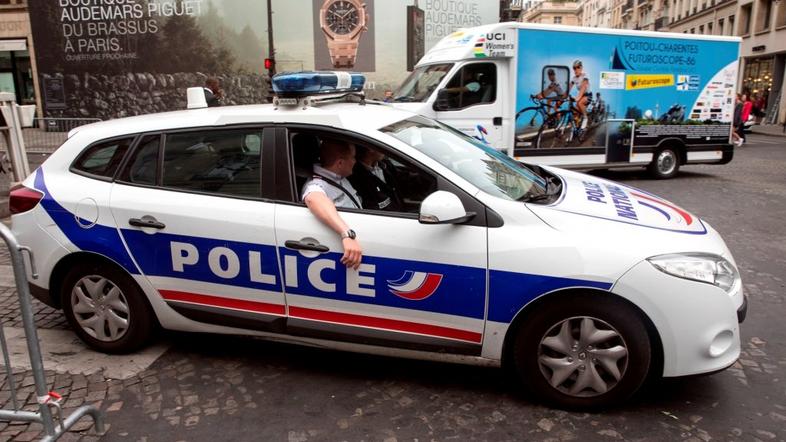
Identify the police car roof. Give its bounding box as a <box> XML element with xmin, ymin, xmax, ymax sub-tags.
<box><xmin>70</xmin><ymin>101</ymin><xmax>414</xmax><ymax>141</ymax></box>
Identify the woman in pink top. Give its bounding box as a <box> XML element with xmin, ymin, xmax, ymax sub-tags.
<box><xmin>739</xmin><ymin>94</ymin><xmax>753</xmax><ymax>144</ymax></box>
<box><xmin>741</xmin><ymin>94</ymin><xmax>753</xmax><ymax>122</ymax></box>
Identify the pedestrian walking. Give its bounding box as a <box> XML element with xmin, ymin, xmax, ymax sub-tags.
<box><xmin>753</xmin><ymin>93</ymin><xmax>767</xmax><ymax>123</ymax></box>
<box><xmin>740</xmin><ymin>93</ymin><xmax>753</xmax><ymax>144</ymax></box>
<box><xmin>732</xmin><ymin>93</ymin><xmax>744</xmax><ymax>147</ymax></box>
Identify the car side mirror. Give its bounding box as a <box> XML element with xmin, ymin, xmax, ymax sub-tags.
<box><xmin>432</xmin><ymin>88</ymin><xmax>450</xmax><ymax>111</ymax></box>
<box><xmin>419</xmin><ymin>191</ymin><xmax>476</xmax><ymax>224</ymax></box>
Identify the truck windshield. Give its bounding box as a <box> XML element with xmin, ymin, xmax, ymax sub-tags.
<box><xmin>393</xmin><ymin>63</ymin><xmax>453</xmax><ymax>103</ymax></box>
<box><xmin>381</xmin><ymin>116</ymin><xmax>550</xmax><ymax>201</ymax></box>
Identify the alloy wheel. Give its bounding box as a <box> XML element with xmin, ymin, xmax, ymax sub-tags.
<box><xmin>71</xmin><ymin>275</ymin><xmax>131</xmax><ymax>342</ymax></box>
<box><xmin>537</xmin><ymin>316</ymin><xmax>629</xmax><ymax>397</ymax></box>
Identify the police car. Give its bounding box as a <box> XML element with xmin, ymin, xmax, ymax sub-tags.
<box><xmin>10</xmin><ymin>72</ymin><xmax>746</xmax><ymax>409</ymax></box>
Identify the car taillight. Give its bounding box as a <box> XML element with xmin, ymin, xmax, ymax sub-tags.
<box><xmin>9</xmin><ymin>184</ymin><xmax>44</xmax><ymax>215</ymax></box>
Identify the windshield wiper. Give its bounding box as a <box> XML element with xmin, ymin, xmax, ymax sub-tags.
<box><xmin>519</xmin><ymin>193</ymin><xmax>552</xmax><ymax>202</ymax></box>
<box><xmin>393</xmin><ymin>96</ymin><xmax>415</xmax><ymax>102</ymax></box>
<box><xmin>519</xmin><ymin>178</ymin><xmax>562</xmax><ymax>203</ymax></box>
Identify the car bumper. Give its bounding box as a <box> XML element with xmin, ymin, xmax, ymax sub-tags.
<box><xmin>737</xmin><ymin>294</ymin><xmax>748</xmax><ymax>323</ymax></box>
<box><xmin>612</xmin><ymin>260</ymin><xmax>742</xmax><ymax>378</ymax></box>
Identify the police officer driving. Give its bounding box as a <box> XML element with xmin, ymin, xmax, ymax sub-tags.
<box><xmin>301</xmin><ymin>138</ymin><xmax>363</xmax><ymax>269</ymax></box>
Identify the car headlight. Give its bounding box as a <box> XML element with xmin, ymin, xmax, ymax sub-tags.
<box><xmin>647</xmin><ymin>252</ymin><xmax>740</xmax><ymax>293</ymax></box>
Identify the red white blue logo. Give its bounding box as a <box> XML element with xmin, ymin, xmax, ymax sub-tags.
<box><xmin>387</xmin><ymin>271</ymin><xmax>443</xmax><ymax>301</ymax></box>
<box><xmin>630</xmin><ymin>191</ymin><xmax>694</xmax><ymax>225</ymax></box>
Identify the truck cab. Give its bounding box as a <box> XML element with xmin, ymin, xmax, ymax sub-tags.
<box><xmin>391</xmin><ymin>24</ymin><xmax>517</xmax><ymax>154</ymax></box>
<box><xmin>391</xmin><ymin>22</ymin><xmax>741</xmax><ymax>179</ymax></box>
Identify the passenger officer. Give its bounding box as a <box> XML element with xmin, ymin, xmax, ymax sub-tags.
<box><xmin>348</xmin><ymin>146</ymin><xmax>402</xmax><ymax>212</ymax></box>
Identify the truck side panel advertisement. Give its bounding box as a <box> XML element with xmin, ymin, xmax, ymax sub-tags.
<box><xmin>514</xmin><ymin>28</ymin><xmax>739</xmax><ymax>154</ymax></box>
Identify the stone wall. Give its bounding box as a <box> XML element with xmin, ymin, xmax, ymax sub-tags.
<box><xmin>41</xmin><ymin>72</ymin><xmax>270</xmax><ymax>120</ymax></box>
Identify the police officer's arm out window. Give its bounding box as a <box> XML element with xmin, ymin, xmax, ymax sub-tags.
<box><xmin>299</xmin><ymin>137</ymin><xmax>363</xmax><ymax>269</ymax></box>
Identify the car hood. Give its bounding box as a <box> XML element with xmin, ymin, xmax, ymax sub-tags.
<box><xmin>536</xmin><ymin>167</ymin><xmax>704</xmax><ymax>233</ymax></box>
<box><xmin>521</xmin><ymin>167</ymin><xmax>738</xmax><ymax>265</ymax></box>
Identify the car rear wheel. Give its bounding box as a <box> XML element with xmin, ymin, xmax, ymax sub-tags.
<box><xmin>511</xmin><ymin>293</ymin><xmax>651</xmax><ymax>409</ymax></box>
<box><xmin>61</xmin><ymin>261</ymin><xmax>156</xmax><ymax>354</ymax></box>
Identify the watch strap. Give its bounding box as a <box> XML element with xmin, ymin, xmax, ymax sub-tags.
<box><xmin>327</xmin><ymin>40</ymin><xmax>359</xmax><ymax>69</ymax></box>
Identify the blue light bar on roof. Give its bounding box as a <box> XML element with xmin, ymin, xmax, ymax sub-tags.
<box><xmin>271</xmin><ymin>71</ymin><xmax>365</xmax><ymax>97</ymax></box>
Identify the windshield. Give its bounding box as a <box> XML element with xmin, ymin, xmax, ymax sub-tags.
<box><xmin>381</xmin><ymin>116</ymin><xmax>551</xmax><ymax>201</ymax></box>
<box><xmin>393</xmin><ymin>63</ymin><xmax>453</xmax><ymax>103</ymax></box>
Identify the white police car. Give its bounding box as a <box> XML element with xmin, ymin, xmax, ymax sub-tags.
<box><xmin>10</xmin><ymin>72</ymin><xmax>746</xmax><ymax>409</ymax></box>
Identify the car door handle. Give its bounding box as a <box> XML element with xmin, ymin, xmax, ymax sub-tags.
<box><xmin>128</xmin><ymin>215</ymin><xmax>166</xmax><ymax>230</ymax></box>
<box><xmin>284</xmin><ymin>239</ymin><xmax>329</xmax><ymax>253</ymax></box>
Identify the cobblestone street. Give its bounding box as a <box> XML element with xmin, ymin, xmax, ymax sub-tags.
<box><xmin>1</xmin><ymin>133</ymin><xmax>785</xmax><ymax>441</ymax></box>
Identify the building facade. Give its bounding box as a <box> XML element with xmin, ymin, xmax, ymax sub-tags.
<box><xmin>666</xmin><ymin>0</ymin><xmax>785</xmax><ymax>124</ymax></box>
<box><xmin>501</xmin><ymin>0</ymin><xmax>525</xmax><ymax>21</ymax></box>
<box><xmin>0</xmin><ymin>0</ymin><xmax>38</xmax><ymax>107</ymax></box>
<box><xmin>608</xmin><ymin>0</ymin><xmax>669</xmax><ymax>30</ymax></box>
<box><xmin>667</xmin><ymin>0</ymin><xmax>738</xmax><ymax>36</ymax></box>
<box><xmin>519</xmin><ymin>0</ymin><xmax>582</xmax><ymax>25</ymax></box>
<box><xmin>737</xmin><ymin>0</ymin><xmax>786</xmax><ymax>124</ymax></box>
<box><xmin>580</xmin><ymin>0</ymin><xmax>613</xmax><ymax>27</ymax></box>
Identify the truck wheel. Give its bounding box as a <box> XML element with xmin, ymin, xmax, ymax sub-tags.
<box><xmin>61</xmin><ymin>260</ymin><xmax>156</xmax><ymax>354</ymax></box>
<box><xmin>649</xmin><ymin>147</ymin><xmax>680</xmax><ymax>179</ymax></box>
<box><xmin>511</xmin><ymin>294</ymin><xmax>651</xmax><ymax>410</ymax></box>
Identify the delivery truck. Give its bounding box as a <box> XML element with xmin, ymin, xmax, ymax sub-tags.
<box><xmin>391</xmin><ymin>22</ymin><xmax>741</xmax><ymax>178</ymax></box>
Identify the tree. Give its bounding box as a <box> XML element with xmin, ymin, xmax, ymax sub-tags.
<box><xmin>158</xmin><ymin>0</ymin><xmax>235</xmax><ymax>72</ymax></box>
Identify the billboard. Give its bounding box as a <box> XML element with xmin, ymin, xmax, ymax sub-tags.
<box><xmin>406</xmin><ymin>5</ymin><xmax>425</xmax><ymax>72</ymax></box>
<box><xmin>28</xmin><ymin>0</ymin><xmax>499</xmax><ymax>119</ymax></box>
<box><xmin>514</xmin><ymin>29</ymin><xmax>739</xmax><ymax>150</ymax></box>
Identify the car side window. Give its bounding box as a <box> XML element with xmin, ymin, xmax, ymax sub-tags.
<box><xmin>161</xmin><ymin>128</ymin><xmax>263</xmax><ymax>198</ymax></box>
<box><xmin>289</xmin><ymin>130</ymin><xmax>437</xmax><ymax>214</ymax></box>
<box><xmin>435</xmin><ymin>62</ymin><xmax>497</xmax><ymax>111</ymax></box>
<box><xmin>118</xmin><ymin>134</ymin><xmax>160</xmax><ymax>185</ymax></box>
<box><xmin>72</xmin><ymin>137</ymin><xmax>134</xmax><ymax>178</ymax></box>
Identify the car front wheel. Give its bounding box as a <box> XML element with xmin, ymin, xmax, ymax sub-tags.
<box><xmin>61</xmin><ymin>260</ymin><xmax>156</xmax><ymax>354</ymax></box>
<box><xmin>511</xmin><ymin>293</ymin><xmax>652</xmax><ymax>409</ymax></box>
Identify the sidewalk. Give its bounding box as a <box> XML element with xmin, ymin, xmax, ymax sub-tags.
<box><xmin>751</xmin><ymin>123</ymin><xmax>786</xmax><ymax>137</ymax></box>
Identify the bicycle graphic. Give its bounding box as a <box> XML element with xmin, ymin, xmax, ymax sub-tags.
<box><xmin>516</xmin><ymin>95</ymin><xmax>602</xmax><ymax>148</ymax></box>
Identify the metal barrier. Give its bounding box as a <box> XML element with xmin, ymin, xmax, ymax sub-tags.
<box><xmin>23</xmin><ymin>118</ymin><xmax>102</xmax><ymax>152</ymax></box>
<box><xmin>0</xmin><ymin>118</ymin><xmax>101</xmax><ymax>154</ymax></box>
<box><xmin>0</xmin><ymin>223</ymin><xmax>105</xmax><ymax>441</ymax></box>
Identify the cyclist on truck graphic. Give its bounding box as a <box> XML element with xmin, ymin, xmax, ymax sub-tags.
<box><xmin>536</xmin><ymin>68</ymin><xmax>565</xmax><ymax>113</ymax></box>
<box><xmin>569</xmin><ymin>60</ymin><xmax>592</xmax><ymax>130</ymax></box>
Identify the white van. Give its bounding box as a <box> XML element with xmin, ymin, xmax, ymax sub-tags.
<box><xmin>391</xmin><ymin>22</ymin><xmax>741</xmax><ymax>178</ymax></box>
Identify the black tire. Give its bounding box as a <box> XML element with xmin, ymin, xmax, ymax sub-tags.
<box><xmin>648</xmin><ymin>147</ymin><xmax>680</xmax><ymax>179</ymax></box>
<box><xmin>511</xmin><ymin>293</ymin><xmax>651</xmax><ymax>410</ymax></box>
<box><xmin>61</xmin><ymin>260</ymin><xmax>156</xmax><ymax>354</ymax></box>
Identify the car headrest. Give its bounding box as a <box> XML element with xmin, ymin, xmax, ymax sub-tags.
<box><xmin>292</xmin><ymin>133</ymin><xmax>321</xmax><ymax>174</ymax></box>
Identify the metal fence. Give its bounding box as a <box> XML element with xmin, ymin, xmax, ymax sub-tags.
<box><xmin>0</xmin><ymin>118</ymin><xmax>102</xmax><ymax>153</ymax></box>
<box><xmin>0</xmin><ymin>223</ymin><xmax>105</xmax><ymax>440</ymax></box>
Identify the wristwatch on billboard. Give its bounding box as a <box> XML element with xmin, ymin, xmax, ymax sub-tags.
<box><xmin>319</xmin><ymin>0</ymin><xmax>368</xmax><ymax>69</ymax></box>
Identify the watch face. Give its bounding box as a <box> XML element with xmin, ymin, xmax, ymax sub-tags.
<box><xmin>325</xmin><ymin>1</ymin><xmax>360</xmax><ymax>35</ymax></box>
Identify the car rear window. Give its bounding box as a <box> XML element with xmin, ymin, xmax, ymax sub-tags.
<box><xmin>72</xmin><ymin>137</ymin><xmax>135</xmax><ymax>179</ymax></box>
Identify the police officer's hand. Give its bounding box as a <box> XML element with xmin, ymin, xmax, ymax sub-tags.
<box><xmin>341</xmin><ymin>238</ymin><xmax>362</xmax><ymax>270</ymax></box>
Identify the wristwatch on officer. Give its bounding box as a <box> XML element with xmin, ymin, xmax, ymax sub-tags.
<box><xmin>319</xmin><ymin>0</ymin><xmax>368</xmax><ymax>69</ymax></box>
<box><xmin>341</xmin><ymin>229</ymin><xmax>357</xmax><ymax>240</ymax></box>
